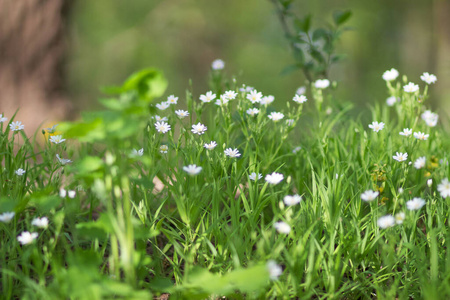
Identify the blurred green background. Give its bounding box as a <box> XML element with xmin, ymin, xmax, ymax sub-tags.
<box><xmin>66</xmin><ymin>0</ymin><xmax>449</xmax><ymax>117</ymax></box>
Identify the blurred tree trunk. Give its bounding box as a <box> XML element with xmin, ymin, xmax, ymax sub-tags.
<box><xmin>0</xmin><ymin>0</ymin><xmax>72</xmax><ymax>135</ymax></box>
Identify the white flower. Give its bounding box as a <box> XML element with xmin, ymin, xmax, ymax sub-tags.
<box><xmin>200</xmin><ymin>91</ymin><xmax>216</xmax><ymax>103</ymax></box>
<box><xmin>283</xmin><ymin>194</ymin><xmax>302</xmax><ymax>206</ymax></box>
<box><xmin>399</xmin><ymin>128</ymin><xmax>412</xmax><ymax>136</ymax></box>
<box><xmin>0</xmin><ymin>212</ymin><xmax>15</xmax><ymax>223</ymax></box>
<box><xmin>10</xmin><ymin>121</ymin><xmax>24</xmax><ymax>131</ymax></box>
<box><xmin>224</xmin><ymin>90</ymin><xmax>238</xmax><ymax>100</ymax></box>
<box><xmin>403</xmin><ymin>82</ymin><xmax>419</xmax><ymax>93</ymax></box>
<box><xmin>427</xmin><ymin>179</ymin><xmax>433</xmax><ymax>187</ymax></box>
<box><xmin>160</xmin><ymin>145</ymin><xmax>168</xmax><ymax>153</ymax></box>
<box><xmin>153</xmin><ymin>115</ymin><xmax>168</xmax><ymax>122</ymax></box>
<box><xmin>406</xmin><ymin>197</ymin><xmax>426</xmax><ymax>210</ymax></box>
<box><xmin>437</xmin><ymin>178</ymin><xmax>450</xmax><ymax>198</ymax></box>
<box><xmin>292</xmin><ymin>146</ymin><xmax>302</xmax><ymax>153</ymax></box>
<box><xmin>156</xmin><ymin>102</ymin><xmax>170</xmax><ymax>110</ymax></box>
<box><xmin>413</xmin><ymin>132</ymin><xmax>429</xmax><ymax>140</ymax></box>
<box><xmin>68</xmin><ymin>190</ymin><xmax>76</xmax><ymax>198</ymax></box>
<box><xmin>386</xmin><ymin>96</ymin><xmax>398</xmax><ymax>106</ymax></box>
<box><xmin>361</xmin><ymin>190</ymin><xmax>379</xmax><ymax>202</ymax></box>
<box><xmin>268</xmin><ymin>112</ymin><xmax>284</xmax><ymax>122</ymax></box>
<box><xmin>17</xmin><ymin>231</ymin><xmax>38</xmax><ymax>245</ymax></box>
<box><xmin>246</xmin><ymin>108</ymin><xmax>260</xmax><ymax>116</ymax></box>
<box><xmin>420</xmin><ymin>72</ymin><xmax>437</xmax><ymax>84</ymax></box>
<box><xmin>59</xmin><ymin>188</ymin><xmax>67</xmax><ymax>198</ymax></box>
<box><xmin>368</xmin><ymin>121</ymin><xmax>385</xmax><ymax>132</ymax></box>
<box><xmin>395</xmin><ymin>212</ymin><xmax>405</xmax><ymax>224</ymax></box>
<box><xmin>265</xmin><ymin>172</ymin><xmax>284</xmax><ymax>185</ymax></box>
<box><xmin>382</xmin><ymin>68</ymin><xmax>399</xmax><ymax>81</ymax></box>
<box><xmin>296</xmin><ymin>86</ymin><xmax>306</xmax><ymax>95</ymax></box>
<box><xmin>131</xmin><ymin>148</ymin><xmax>144</xmax><ymax>157</ymax></box>
<box><xmin>204</xmin><ymin>141</ymin><xmax>217</xmax><ymax>150</ymax></box>
<box><xmin>15</xmin><ymin>168</ymin><xmax>25</xmax><ymax>176</ymax></box>
<box><xmin>31</xmin><ymin>217</ymin><xmax>49</xmax><ymax>229</ymax></box>
<box><xmin>49</xmin><ymin>135</ymin><xmax>66</xmax><ymax>144</ymax></box>
<box><xmin>414</xmin><ymin>157</ymin><xmax>426</xmax><ymax>169</ymax></box>
<box><xmin>246</xmin><ymin>90</ymin><xmax>263</xmax><ymax>104</ymax></box>
<box><xmin>260</xmin><ymin>95</ymin><xmax>274</xmax><ymax>105</ymax></box>
<box><xmin>249</xmin><ymin>172</ymin><xmax>262</xmax><ymax>181</ymax></box>
<box><xmin>212</xmin><ymin>59</ymin><xmax>225</xmax><ymax>70</ymax></box>
<box><xmin>377</xmin><ymin>215</ymin><xmax>395</xmax><ymax>229</ymax></box>
<box><xmin>224</xmin><ymin>148</ymin><xmax>241</xmax><ymax>158</ymax></box>
<box><xmin>266</xmin><ymin>260</ymin><xmax>282</xmax><ymax>280</ymax></box>
<box><xmin>175</xmin><ymin>110</ymin><xmax>189</xmax><ymax>118</ymax></box>
<box><xmin>421</xmin><ymin>110</ymin><xmax>438</xmax><ymax>127</ymax></box>
<box><xmin>240</xmin><ymin>86</ymin><xmax>254</xmax><ymax>92</ymax></box>
<box><xmin>191</xmin><ymin>123</ymin><xmax>207</xmax><ymax>135</ymax></box>
<box><xmin>167</xmin><ymin>95</ymin><xmax>178</xmax><ymax>105</ymax></box>
<box><xmin>314</xmin><ymin>79</ymin><xmax>330</xmax><ymax>89</ymax></box>
<box><xmin>393</xmin><ymin>152</ymin><xmax>408</xmax><ymax>162</ymax></box>
<box><xmin>183</xmin><ymin>164</ymin><xmax>202</xmax><ymax>176</ymax></box>
<box><xmin>56</xmin><ymin>154</ymin><xmax>72</xmax><ymax>165</ymax></box>
<box><xmin>274</xmin><ymin>221</ymin><xmax>291</xmax><ymax>234</ymax></box>
<box><xmin>44</xmin><ymin>124</ymin><xmax>58</xmax><ymax>133</ymax></box>
<box><xmin>0</xmin><ymin>114</ymin><xmax>7</xmax><ymax>122</ymax></box>
<box><xmin>154</xmin><ymin>121</ymin><xmax>171</xmax><ymax>134</ymax></box>
<box><xmin>398</xmin><ymin>187</ymin><xmax>404</xmax><ymax>194</ymax></box>
<box><xmin>215</xmin><ymin>95</ymin><xmax>229</xmax><ymax>106</ymax></box>
<box><xmin>293</xmin><ymin>94</ymin><xmax>307</xmax><ymax>104</ymax></box>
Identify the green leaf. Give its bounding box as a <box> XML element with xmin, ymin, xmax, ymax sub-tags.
<box><xmin>333</xmin><ymin>10</ymin><xmax>352</xmax><ymax>26</ymax></box>
<box><xmin>280</xmin><ymin>64</ymin><xmax>301</xmax><ymax>76</ymax></box>
<box><xmin>294</xmin><ymin>14</ymin><xmax>312</xmax><ymax>33</ymax></box>
<box><xmin>312</xmin><ymin>28</ymin><xmax>328</xmax><ymax>41</ymax></box>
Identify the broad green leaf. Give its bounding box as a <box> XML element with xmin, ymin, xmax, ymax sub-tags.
<box><xmin>333</xmin><ymin>10</ymin><xmax>352</xmax><ymax>26</ymax></box>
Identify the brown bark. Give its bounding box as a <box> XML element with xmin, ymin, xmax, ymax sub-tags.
<box><xmin>0</xmin><ymin>0</ymin><xmax>72</xmax><ymax>135</ymax></box>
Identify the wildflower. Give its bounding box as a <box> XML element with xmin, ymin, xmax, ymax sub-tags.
<box><xmin>274</xmin><ymin>221</ymin><xmax>291</xmax><ymax>234</ymax></box>
<box><xmin>296</xmin><ymin>86</ymin><xmax>306</xmax><ymax>95</ymax></box>
<box><xmin>131</xmin><ymin>148</ymin><xmax>144</xmax><ymax>157</ymax></box>
<box><xmin>0</xmin><ymin>212</ymin><xmax>15</xmax><ymax>223</ymax></box>
<box><xmin>240</xmin><ymin>86</ymin><xmax>254</xmax><ymax>92</ymax></box>
<box><xmin>286</xmin><ymin>119</ymin><xmax>295</xmax><ymax>126</ymax></box>
<box><xmin>393</xmin><ymin>152</ymin><xmax>408</xmax><ymax>162</ymax></box>
<box><xmin>224</xmin><ymin>148</ymin><xmax>241</xmax><ymax>158</ymax></box>
<box><xmin>268</xmin><ymin>112</ymin><xmax>284</xmax><ymax>122</ymax></box>
<box><xmin>204</xmin><ymin>141</ymin><xmax>217</xmax><ymax>150</ymax></box>
<box><xmin>10</xmin><ymin>121</ymin><xmax>24</xmax><ymax>131</ymax></box>
<box><xmin>167</xmin><ymin>95</ymin><xmax>178</xmax><ymax>105</ymax></box>
<box><xmin>437</xmin><ymin>178</ymin><xmax>450</xmax><ymax>198</ymax></box>
<box><xmin>315</xmin><ymin>79</ymin><xmax>330</xmax><ymax>89</ymax></box>
<box><xmin>249</xmin><ymin>172</ymin><xmax>262</xmax><ymax>181</ymax></box>
<box><xmin>45</xmin><ymin>124</ymin><xmax>58</xmax><ymax>133</ymax></box>
<box><xmin>224</xmin><ymin>90</ymin><xmax>238</xmax><ymax>100</ymax></box>
<box><xmin>292</xmin><ymin>146</ymin><xmax>302</xmax><ymax>153</ymax></box>
<box><xmin>56</xmin><ymin>154</ymin><xmax>72</xmax><ymax>165</ymax></box>
<box><xmin>420</xmin><ymin>72</ymin><xmax>437</xmax><ymax>84</ymax></box>
<box><xmin>175</xmin><ymin>110</ymin><xmax>189</xmax><ymax>118</ymax></box>
<box><xmin>395</xmin><ymin>212</ymin><xmax>405</xmax><ymax>224</ymax></box>
<box><xmin>382</xmin><ymin>68</ymin><xmax>399</xmax><ymax>81</ymax></box>
<box><xmin>215</xmin><ymin>95</ymin><xmax>229</xmax><ymax>106</ymax></box>
<box><xmin>17</xmin><ymin>231</ymin><xmax>38</xmax><ymax>245</ymax></box>
<box><xmin>413</xmin><ymin>131</ymin><xmax>429</xmax><ymax>140</ymax></box>
<box><xmin>59</xmin><ymin>188</ymin><xmax>67</xmax><ymax>198</ymax></box>
<box><xmin>68</xmin><ymin>190</ymin><xmax>76</xmax><ymax>198</ymax></box>
<box><xmin>31</xmin><ymin>217</ymin><xmax>49</xmax><ymax>229</ymax></box>
<box><xmin>49</xmin><ymin>135</ymin><xmax>66</xmax><ymax>144</ymax></box>
<box><xmin>211</xmin><ymin>59</ymin><xmax>225</xmax><ymax>70</ymax></box>
<box><xmin>191</xmin><ymin>123</ymin><xmax>207</xmax><ymax>135</ymax></box>
<box><xmin>260</xmin><ymin>95</ymin><xmax>274</xmax><ymax>105</ymax></box>
<box><xmin>361</xmin><ymin>190</ymin><xmax>379</xmax><ymax>202</ymax></box>
<box><xmin>427</xmin><ymin>179</ymin><xmax>433</xmax><ymax>187</ymax></box>
<box><xmin>266</xmin><ymin>260</ymin><xmax>282</xmax><ymax>280</ymax></box>
<box><xmin>283</xmin><ymin>194</ymin><xmax>302</xmax><ymax>206</ymax></box>
<box><xmin>265</xmin><ymin>172</ymin><xmax>284</xmax><ymax>185</ymax></box>
<box><xmin>0</xmin><ymin>114</ymin><xmax>7</xmax><ymax>122</ymax></box>
<box><xmin>154</xmin><ymin>121</ymin><xmax>171</xmax><ymax>134</ymax></box>
<box><xmin>15</xmin><ymin>168</ymin><xmax>25</xmax><ymax>176</ymax></box>
<box><xmin>293</xmin><ymin>94</ymin><xmax>307</xmax><ymax>104</ymax></box>
<box><xmin>246</xmin><ymin>90</ymin><xmax>263</xmax><ymax>104</ymax></box>
<box><xmin>421</xmin><ymin>110</ymin><xmax>438</xmax><ymax>127</ymax></box>
<box><xmin>156</xmin><ymin>102</ymin><xmax>170</xmax><ymax>110</ymax></box>
<box><xmin>199</xmin><ymin>91</ymin><xmax>216</xmax><ymax>103</ymax></box>
<box><xmin>183</xmin><ymin>164</ymin><xmax>202</xmax><ymax>176</ymax></box>
<box><xmin>414</xmin><ymin>157</ymin><xmax>426</xmax><ymax>169</ymax></box>
<box><xmin>246</xmin><ymin>108</ymin><xmax>260</xmax><ymax>116</ymax></box>
<box><xmin>377</xmin><ymin>215</ymin><xmax>395</xmax><ymax>229</ymax></box>
<box><xmin>368</xmin><ymin>121</ymin><xmax>385</xmax><ymax>132</ymax></box>
<box><xmin>153</xmin><ymin>115</ymin><xmax>168</xmax><ymax>122</ymax></box>
<box><xmin>406</xmin><ymin>197</ymin><xmax>426</xmax><ymax>210</ymax></box>
<box><xmin>398</xmin><ymin>187</ymin><xmax>404</xmax><ymax>194</ymax></box>
<box><xmin>403</xmin><ymin>82</ymin><xmax>419</xmax><ymax>93</ymax></box>
<box><xmin>399</xmin><ymin>128</ymin><xmax>412</xmax><ymax>136</ymax></box>
<box><xmin>160</xmin><ymin>145</ymin><xmax>168</xmax><ymax>153</ymax></box>
<box><xmin>386</xmin><ymin>96</ymin><xmax>398</xmax><ymax>106</ymax></box>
